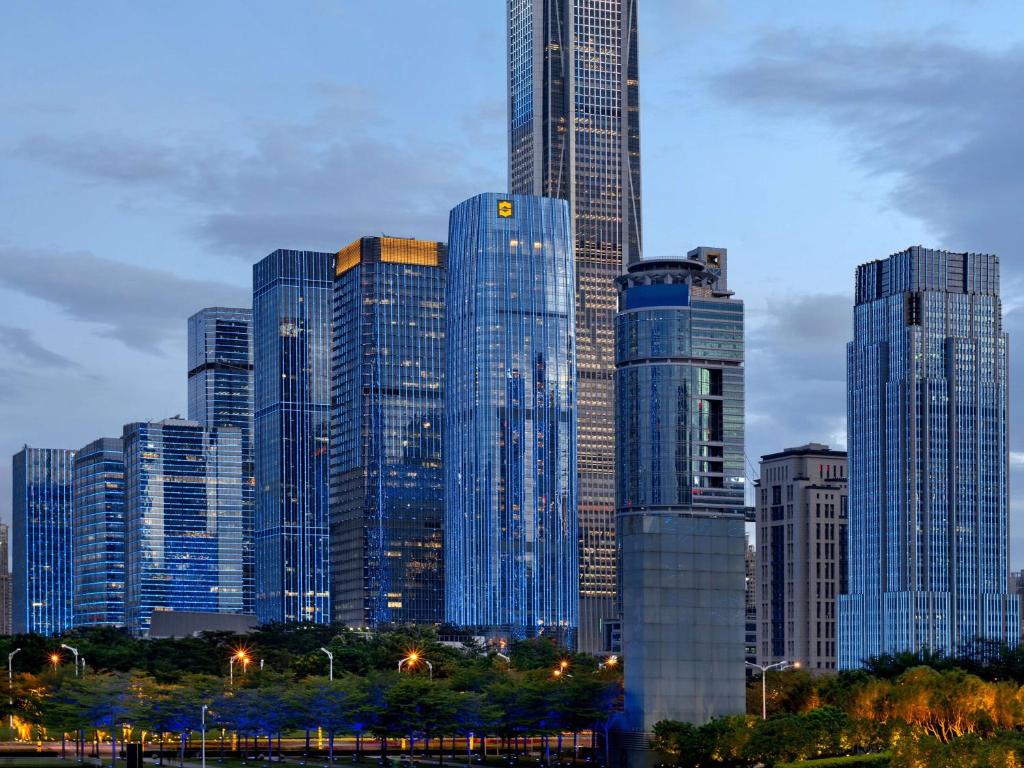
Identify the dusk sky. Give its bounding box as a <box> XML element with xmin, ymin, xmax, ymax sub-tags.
<box><xmin>2</xmin><ymin>1</ymin><xmax>1023</xmax><ymax>558</ymax></box>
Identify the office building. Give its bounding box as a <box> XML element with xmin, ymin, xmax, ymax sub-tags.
<box><xmin>188</xmin><ymin>307</ymin><xmax>255</xmax><ymax>615</ymax></box>
<box><xmin>12</xmin><ymin>447</ymin><xmax>75</xmax><ymax>635</ymax></box>
<box><xmin>508</xmin><ymin>0</ymin><xmax>642</xmax><ymax>652</ymax></box>
<box><xmin>445</xmin><ymin>193</ymin><xmax>578</xmax><ymax>645</ymax></box>
<box><xmin>756</xmin><ymin>444</ymin><xmax>848</xmax><ymax>673</ymax></box>
<box><xmin>839</xmin><ymin>248</ymin><xmax>1018</xmax><ymax>668</ymax></box>
<box><xmin>616</xmin><ymin>249</ymin><xmax>746</xmax><ymax>732</ymax></box>
<box><xmin>253</xmin><ymin>250</ymin><xmax>333</xmax><ymax>625</ymax></box>
<box><xmin>0</xmin><ymin>524</ymin><xmax>11</xmax><ymax>635</ymax></box>
<box><xmin>72</xmin><ymin>438</ymin><xmax>126</xmax><ymax>627</ymax></box>
<box><xmin>745</xmin><ymin>539</ymin><xmax>757</xmax><ymax>674</ymax></box>
<box><xmin>330</xmin><ymin>237</ymin><xmax>446</xmax><ymax>628</ymax></box>
<box><xmin>123</xmin><ymin>418</ymin><xmax>244</xmax><ymax>635</ymax></box>
<box><xmin>1011</xmin><ymin>570</ymin><xmax>1024</xmax><ymax>645</ymax></box>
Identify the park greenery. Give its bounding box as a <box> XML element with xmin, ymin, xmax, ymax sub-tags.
<box><xmin>1</xmin><ymin>625</ymin><xmax>621</xmax><ymax>766</ymax></box>
<box><xmin>654</xmin><ymin>646</ymin><xmax>1024</xmax><ymax>768</ymax></box>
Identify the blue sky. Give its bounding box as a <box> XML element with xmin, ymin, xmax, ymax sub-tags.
<box><xmin>2</xmin><ymin>1</ymin><xmax>1023</xmax><ymax>557</ymax></box>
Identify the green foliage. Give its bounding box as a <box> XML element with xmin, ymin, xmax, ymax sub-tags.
<box><xmin>776</xmin><ymin>755</ymin><xmax>890</xmax><ymax>767</ymax></box>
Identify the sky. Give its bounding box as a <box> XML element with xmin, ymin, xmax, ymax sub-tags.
<box><xmin>2</xmin><ymin>1</ymin><xmax>1024</xmax><ymax>558</ymax></box>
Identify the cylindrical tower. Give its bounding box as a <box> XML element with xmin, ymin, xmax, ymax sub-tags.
<box><xmin>445</xmin><ymin>192</ymin><xmax>579</xmax><ymax>646</ymax></box>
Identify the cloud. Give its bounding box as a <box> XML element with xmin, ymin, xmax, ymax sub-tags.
<box><xmin>18</xmin><ymin>87</ymin><xmax>504</xmax><ymax>257</ymax></box>
<box><xmin>712</xmin><ymin>34</ymin><xmax>1024</xmax><ymax>284</ymax></box>
<box><xmin>747</xmin><ymin>293</ymin><xmax>851</xmax><ymax>460</ymax></box>
<box><xmin>0</xmin><ymin>247</ymin><xmax>248</xmax><ymax>352</ymax></box>
<box><xmin>0</xmin><ymin>324</ymin><xmax>78</xmax><ymax>369</ymax></box>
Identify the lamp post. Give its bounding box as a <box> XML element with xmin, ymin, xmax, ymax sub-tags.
<box><xmin>745</xmin><ymin>660</ymin><xmax>796</xmax><ymax>720</ymax></box>
<box><xmin>320</xmin><ymin>648</ymin><xmax>334</xmax><ymax>681</ymax></box>
<box><xmin>495</xmin><ymin>653</ymin><xmax>511</xmax><ymax>670</ymax></box>
<box><xmin>61</xmin><ymin>645</ymin><xmax>80</xmax><ymax>678</ymax></box>
<box><xmin>229</xmin><ymin>651</ymin><xmax>250</xmax><ymax>686</ymax></box>
<box><xmin>7</xmin><ymin>648</ymin><xmax>21</xmax><ymax>734</ymax></box>
<box><xmin>398</xmin><ymin>652</ymin><xmax>432</xmax><ymax>680</ymax></box>
<box><xmin>598</xmin><ymin>656</ymin><xmax>618</xmax><ymax>671</ymax></box>
<box><xmin>201</xmin><ymin>704</ymin><xmax>208</xmax><ymax>768</ymax></box>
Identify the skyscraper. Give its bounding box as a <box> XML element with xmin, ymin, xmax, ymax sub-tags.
<box><xmin>123</xmin><ymin>418</ymin><xmax>244</xmax><ymax>635</ymax></box>
<box><xmin>616</xmin><ymin>249</ymin><xmax>746</xmax><ymax>731</ymax></box>
<box><xmin>330</xmin><ymin>237</ymin><xmax>447</xmax><ymax>628</ymax></box>
<box><xmin>188</xmin><ymin>307</ymin><xmax>255</xmax><ymax>615</ymax></box>
<box><xmin>445</xmin><ymin>193</ymin><xmax>578</xmax><ymax>644</ymax></box>
<box><xmin>12</xmin><ymin>446</ymin><xmax>75</xmax><ymax>635</ymax></box>
<box><xmin>840</xmin><ymin>247</ymin><xmax>1019</xmax><ymax>668</ymax></box>
<box><xmin>756</xmin><ymin>444</ymin><xmax>848</xmax><ymax>673</ymax></box>
<box><xmin>72</xmin><ymin>438</ymin><xmax>126</xmax><ymax>627</ymax></box>
<box><xmin>508</xmin><ymin>0</ymin><xmax>643</xmax><ymax>652</ymax></box>
<box><xmin>253</xmin><ymin>250</ymin><xmax>333</xmax><ymax>625</ymax></box>
<box><xmin>0</xmin><ymin>524</ymin><xmax>11</xmax><ymax>636</ymax></box>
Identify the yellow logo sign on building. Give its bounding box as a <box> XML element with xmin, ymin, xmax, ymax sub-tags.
<box><xmin>497</xmin><ymin>200</ymin><xmax>514</xmax><ymax>218</ymax></box>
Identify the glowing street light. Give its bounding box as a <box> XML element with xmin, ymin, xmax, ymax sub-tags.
<box><xmin>229</xmin><ymin>650</ymin><xmax>251</xmax><ymax>686</ymax></box>
<box><xmin>49</xmin><ymin>652</ymin><xmax>61</xmax><ymax>671</ymax></box>
<box><xmin>598</xmin><ymin>656</ymin><xmax>618</xmax><ymax>671</ymax></box>
<box><xmin>745</xmin><ymin>660</ymin><xmax>798</xmax><ymax>720</ymax></box>
<box><xmin>398</xmin><ymin>651</ymin><xmax>432</xmax><ymax>680</ymax></box>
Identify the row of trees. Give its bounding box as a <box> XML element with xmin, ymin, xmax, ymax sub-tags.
<box><xmin>657</xmin><ymin>662</ymin><xmax>1024</xmax><ymax>768</ymax></box>
<box><xmin>5</xmin><ymin>627</ymin><xmax>622</xmax><ymax>767</ymax></box>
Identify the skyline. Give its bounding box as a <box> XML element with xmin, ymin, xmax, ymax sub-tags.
<box><xmin>3</xmin><ymin>0</ymin><xmax>1024</xmax><ymax>561</ymax></box>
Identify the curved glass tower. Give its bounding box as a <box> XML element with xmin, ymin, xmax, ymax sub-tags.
<box><xmin>445</xmin><ymin>193</ymin><xmax>578</xmax><ymax>645</ymax></box>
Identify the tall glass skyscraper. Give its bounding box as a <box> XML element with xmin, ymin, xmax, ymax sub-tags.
<box><xmin>188</xmin><ymin>307</ymin><xmax>255</xmax><ymax>615</ymax></box>
<box><xmin>330</xmin><ymin>237</ymin><xmax>446</xmax><ymax>628</ymax></box>
<box><xmin>445</xmin><ymin>193</ymin><xmax>578</xmax><ymax>645</ymax></box>
<box><xmin>839</xmin><ymin>247</ymin><xmax>1019</xmax><ymax>667</ymax></box>
<box><xmin>615</xmin><ymin>249</ymin><xmax>747</xmax><ymax>730</ymax></box>
<box><xmin>72</xmin><ymin>438</ymin><xmax>126</xmax><ymax>627</ymax></box>
<box><xmin>12</xmin><ymin>446</ymin><xmax>75</xmax><ymax>635</ymax></box>
<box><xmin>508</xmin><ymin>0</ymin><xmax>642</xmax><ymax>653</ymax></box>
<box><xmin>253</xmin><ymin>250</ymin><xmax>333</xmax><ymax>625</ymax></box>
<box><xmin>123</xmin><ymin>419</ymin><xmax>244</xmax><ymax>635</ymax></box>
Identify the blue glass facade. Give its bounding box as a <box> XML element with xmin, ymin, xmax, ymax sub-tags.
<box><xmin>72</xmin><ymin>438</ymin><xmax>126</xmax><ymax>627</ymax></box>
<box><xmin>508</xmin><ymin>0</ymin><xmax>643</xmax><ymax>654</ymax></box>
<box><xmin>253</xmin><ymin>250</ymin><xmax>333</xmax><ymax>625</ymax></box>
<box><xmin>12</xmin><ymin>446</ymin><xmax>76</xmax><ymax>635</ymax></box>
<box><xmin>615</xmin><ymin>250</ymin><xmax>747</xmax><ymax>729</ymax></box>
<box><xmin>123</xmin><ymin>419</ymin><xmax>244</xmax><ymax>635</ymax></box>
<box><xmin>330</xmin><ymin>237</ymin><xmax>446</xmax><ymax>628</ymax></box>
<box><xmin>445</xmin><ymin>193</ymin><xmax>578</xmax><ymax>644</ymax></box>
<box><xmin>188</xmin><ymin>307</ymin><xmax>255</xmax><ymax>615</ymax></box>
<box><xmin>839</xmin><ymin>247</ymin><xmax>1019</xmax><ymax>668</ymax></box>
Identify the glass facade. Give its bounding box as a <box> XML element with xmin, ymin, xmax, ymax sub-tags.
<box><xmin>330</xmin><ymin>237</ymin><xmax>446</xmax><ymax>628</ymax></box>
<box><xmin>445</xmin><ymin>193</ymin><xmax>578</xmax><ymax>645</ymax></box>
<box><xmin>123</xmin><ymin>419</ymin><xmax>244</xmax><ymax>635</ymax></box>
<box><xmin>615</xmin><ymin>251</ymin><xmax>747</xmax><ymax>731</ymax></box>
<box><xmin>11</xmin><ymin>446</ymin><xmax>76</xmax><ymax>635</ymax></box>
<box><xmin>72</xmin><ymin>438</ymin><xmax>126</xmax><ymax>627</ymax></box>
<box><xmin>508</xmin><ymin>0</ymin><xmax>643</xmax><ymax>653</ymax></box>
<box><xmin>253</xmin><ymin>250</ymin><xmax>333</xmax><ymax>625</ymax></box>
<box><xmin>839</xmin><ymin>247</ymin><xmax>1019</xmax><ymax>668</ymax></box>
<box><xmin>188</xmin><ymin>307</ymin><xmax>255</xmax><ymax>615</ymax></box>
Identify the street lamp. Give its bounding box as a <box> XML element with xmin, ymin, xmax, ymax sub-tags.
<box><xmin>229</xmin><ymin>650</ymin><xmax>250</xmax><ymax>686</ymax></box>
<box><xmin>495</xmin><ymin>653</ymin><xmax>511</xmax><ymax>670</ymax></box>
<box><xmin>398</xmin><ymin>652</ymin><xmax>432</xmax><ymax>680</ymax></box>
<box><xmin>320</xmin><ymin>648</ymin><xmax>334</xmax><ymax>681</ymax></box>
<box><xmin>745</xmin><ymin>660</ymin><xmax>797</xmax><ymax>720</ymax></box>
<box><xmin>7</xmin><ymin>648</ymin><xmax>21</xmax><ymax>734</ymax></box>
<box><xmin>201</xmin><ymin>704</ymin><xmax>208</xmax><ymax>768</ymax></box>
<box><xmin>49</xmin><ymin>652</ymin><xmax>61</xmax><ymax>671</ymax></box>
<box><xmin>61</xmin><ymin>645</ymin><xmax>80</xmax><ymax>678</ymax></box>
<box><xmin>598</xmin><ymin>656</ymin><xmax>618</xmax><ymax>671</ymax></box>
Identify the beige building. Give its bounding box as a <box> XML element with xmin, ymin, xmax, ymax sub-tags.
<box><xmin>0</xmin><ymin>524</ymin><xmax>10</xmax><ymax>636</ymax></box>
<box><xmin>756</xmin><ymin>444</ymin><xmax>848</xmax><ymax>672</ymax></box>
